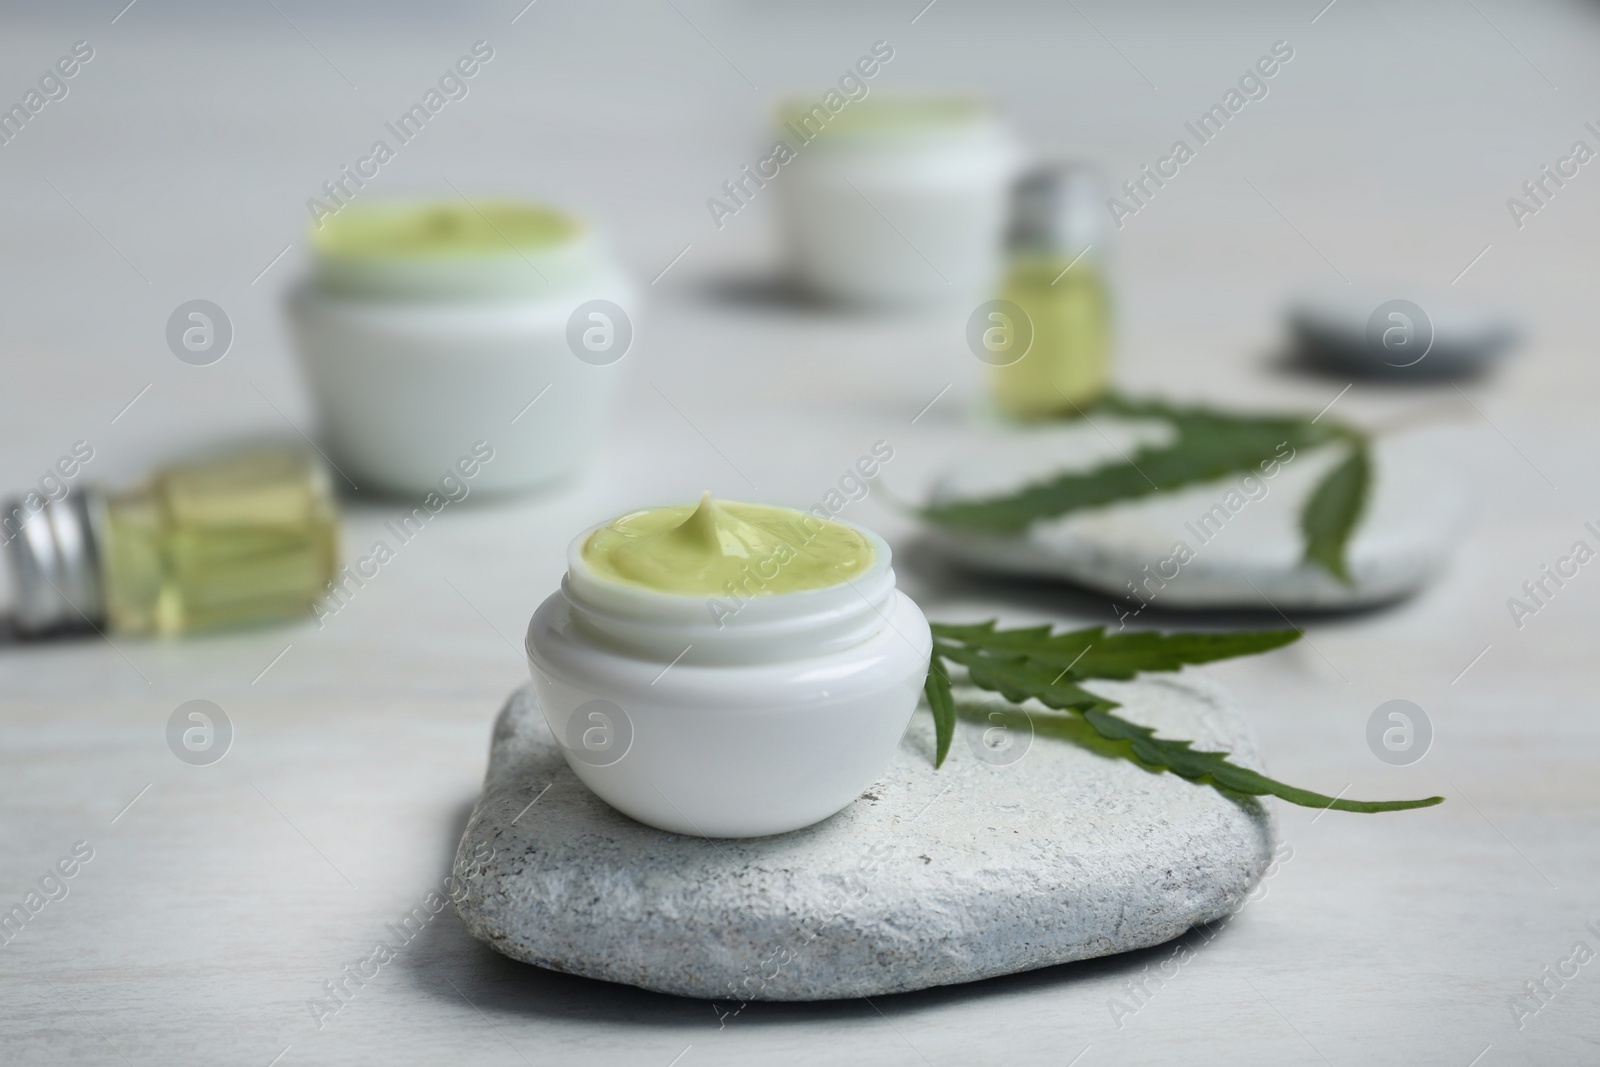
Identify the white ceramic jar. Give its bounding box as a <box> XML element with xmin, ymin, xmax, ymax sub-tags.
<box><xmin>773</xmin><ymin>95</ymin><xmax>1021</xmax><ymax>308</ymax></box>
<box><xmin>287</xmin><ymin>200</ymin><xmax>634</xmax><ymax>497</ymax></box>
<box><xmin>524</xmin><ymin>512</ymin><xmax>932</xmax><ymax>838</ymax></box>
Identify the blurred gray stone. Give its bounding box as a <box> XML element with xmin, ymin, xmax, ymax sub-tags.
<box><xmin>453</xmin><ymin>676</ymin><xmax>1275</xmax><ymax>1001</ymax></box>
<box><xmin>1288</xmin><ymin>284</ymin><xmax>1520</xmax><ymax>379</ymax></box>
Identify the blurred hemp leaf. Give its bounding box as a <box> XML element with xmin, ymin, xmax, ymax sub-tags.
<box><xmin>920</xmin><ymin>393</ymin><xmax>1370</xmax><ymax>586</ymax></box>
<box><xmin>1299</xmin><ymin>439</ymin><xmax>1371</xmax><ymax>585</ymax></box>
<box><xmin>924</xmin><ymin>620</ymin><xmax>1444</xmax><ymax>814</ymax></box>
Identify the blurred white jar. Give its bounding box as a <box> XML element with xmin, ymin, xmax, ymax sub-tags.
<box><xmin>773</xmin><ymin>94</ymin><xmax>1021</xmax><ymax>308</ymax></box>
<box><xmin>288</xmin><ymin>199</ymin><xmax>634</xmax><ymax>497</ymax></box>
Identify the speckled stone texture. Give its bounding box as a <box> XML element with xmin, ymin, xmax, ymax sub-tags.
<box><xmin>453</xmin><ymin>676</ymin><xmax>1275</xmax><ymax>1001</ymax></box>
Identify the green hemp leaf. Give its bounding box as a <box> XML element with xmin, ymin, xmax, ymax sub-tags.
<box><xmin>1299</xmin><ymin>440</ymin><xmax>1371</xmax><ymax>586</ymax></box>
<box><xmin>920</xmin><ymin>393</ymin><xmax>1370</xmax><ymax>585</ymax></box>
<box><xmin>925</xmin><ymin>620</ymin><xmax>1443</xmax><ymax>814</ymax></box>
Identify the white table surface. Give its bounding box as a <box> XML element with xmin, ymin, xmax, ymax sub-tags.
<box><xmin>2</xmin><ymin>2</ymin><xmax>1597</xmax><ymax>1064</ymax></box>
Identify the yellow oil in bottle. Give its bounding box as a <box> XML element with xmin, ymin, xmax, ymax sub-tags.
<box><xmin>97</xmin><ymin>450</ymin><xmax>339</xmax><ymax>635</ymax></box>
<box><xmin>988</xmin><ymin>164</ymin><xmax>1112</xmax><ymax>420</ymax></box>
<box><xmin>990</xmin><ymin>254</ymin><xmax>1111</xmax><ymax>418</ymax></box>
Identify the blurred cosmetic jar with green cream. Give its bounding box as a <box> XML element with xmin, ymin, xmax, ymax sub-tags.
<box><xmin>525</xmin><ymin>495</ymin><xmax>932</xmax><ymax>838</ymax></box>
<box><xmin>288</xmin><ymin>200</ymin><xmax>633</xmax><ymax>496</ymax></box>
<box><xmin>773</xmin><ymin>94</ymin><xmax>1021</xmax><ymax>307</ymax></box>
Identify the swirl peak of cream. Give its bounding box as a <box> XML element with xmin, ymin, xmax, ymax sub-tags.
<box><xmin>580</xmin><ymin>493</ymin><xmax>874</xmax><ymax>596</ymax></box>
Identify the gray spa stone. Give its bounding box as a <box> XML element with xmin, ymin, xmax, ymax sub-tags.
<box><xmin>1287</xmin><ymin>284</ymin><xmax>1520</xmax><ymax>379</ymax></box>
<box><xmin>452</xmin><ymin>676</ymin><xmax>1275</xmax><ymax>1001</ymax></box>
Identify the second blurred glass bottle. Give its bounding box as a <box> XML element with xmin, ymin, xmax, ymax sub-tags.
<box><xmin>989</xmin><ymin>165</ymin><xmax>1112</xmax><ymax>418</ymax></box>
<box><xmin>4</xmin><ymin>449</ymin><xmax>338</xmax><ymax>636</ymax></box>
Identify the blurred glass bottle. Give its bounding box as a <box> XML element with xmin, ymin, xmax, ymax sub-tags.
<box><xmin>4</xmin><ymin>449</ymin><xmax>338</xmax><ymax>636</ymax></box>
<box><xmin>989</xmin><ymin>164</ymin><xmax>1112</xmax><ymax>418</ymax></box>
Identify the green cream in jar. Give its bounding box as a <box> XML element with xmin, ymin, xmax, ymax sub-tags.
<box><xmin>306</xmin><ymin>199</ymin><xmax>591</xmax><ymax>300</ymax></box>
<box><xmin>311</xmin><ymin>200</ymin><xmax>579</xmax><ymax>259</ymax></box>
<box><xmin>581</xmin><ymin>493</ymin><xmax>874</xmax><ymax>596</ymax></box>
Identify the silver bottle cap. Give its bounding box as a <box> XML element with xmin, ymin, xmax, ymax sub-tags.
<box><xmin>1007</xmin><ymin>163</ymin><xmax>1106</xmax><ymax>256</ymax></box>
<box><xmin>3</xmin><ymin>491</ymin><xmax>104</xmax><ymax>634</ymax></box>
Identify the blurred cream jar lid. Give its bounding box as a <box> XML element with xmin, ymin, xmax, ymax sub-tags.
<box><xmin>772</xmin><ymin>93</ymin><xmax>1022</xmax><ymax>307</ymax></box>
<box><xmin>523</xmin><ymin>496</ymin><xmax>933</xmax><ymax>838</ymax></box>
<box><xmin>287</xmin><ymin>199</ymin><xmax>634</xmax><ymax>498</ymax></box>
